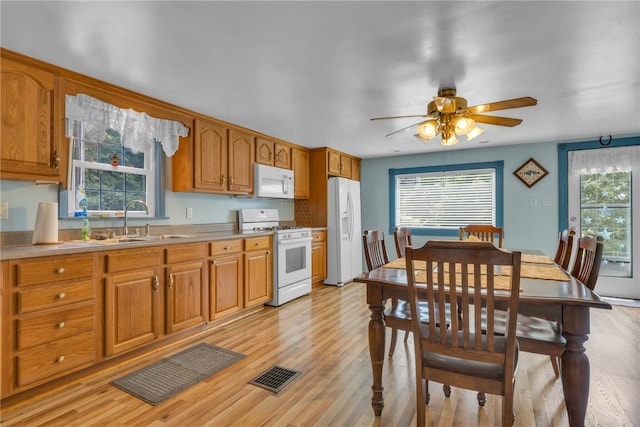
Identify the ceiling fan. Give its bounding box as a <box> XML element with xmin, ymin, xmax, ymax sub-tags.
<box><xmin>370</xmin><ymin>88</ymin><xmax>537</xmax><ymax>146</ymax></box>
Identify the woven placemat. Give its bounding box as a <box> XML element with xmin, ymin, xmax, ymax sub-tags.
<box><xmin>521</xmin><ymin>253</ymin><xmax>555</xmax><ymax>265</ymax></box>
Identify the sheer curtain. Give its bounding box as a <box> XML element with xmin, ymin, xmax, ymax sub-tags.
<box><xmin>568</xmin><ymin>145</ymin><xmax>640</xmax><ymax>175</ymax></box>
<box><xmin>65</xmin><ymin>94</ymin><xmax>189</xmax><ymax>157</ymax></box>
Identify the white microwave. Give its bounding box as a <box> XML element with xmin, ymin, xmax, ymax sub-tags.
<box><xmin>254</xmin><ymin>163</ymin><xmax>294</xmax><ymax>199</ymax></box>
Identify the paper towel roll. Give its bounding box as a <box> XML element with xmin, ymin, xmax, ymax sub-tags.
<box><xmin>32</xmin><ymin>202</ymin><xmax>61</xmax><ymax>245</ymax></box>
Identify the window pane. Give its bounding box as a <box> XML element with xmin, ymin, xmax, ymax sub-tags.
<box><xmin>580</xmin><ymin>171</ymin><xmax>631</xmax><ymax>278</ymax></box>
<box><xmin>125</xmin><ymin>149</ymin><xmax>144</xmax><ymax>168</ymax></box>
<box><xmin>101</xmin><ymin>191</ymin><xmax>125</xmax><ymax>211</ymax></box>
<box><xmin>396</xmin><ymin>169</ymin><xmax>496</xmax><ymax>229</ymax></box>
<box><xmin>102</xmin><ymin>170</ymin><xmax>125</xmax><ymax>191</ymax></box>
<box><xmin>126</xmin><ymin>174</ymin><xmax>145</xmax><ymax>192</ymax></box>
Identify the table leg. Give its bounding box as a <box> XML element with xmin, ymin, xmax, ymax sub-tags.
<box><xmin>561</xmin><ymin>305</ymin><xmax>590</xmax><ymax>427</ymax></box>
<box><xmin>368</xmin><ymin>302</ymin><xmax>386</xmax><ymax>416</ymax></box>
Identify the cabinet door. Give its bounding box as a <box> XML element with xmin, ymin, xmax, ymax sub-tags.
<box><xmin>194</xmin><ymin>119</ymin><xmax>228</xmax><ymax>192</ymax></box>
<box><xmin>1</xmin><ymin>57</ymin><xmax>62</xmax><ymax>182</ymax></box>
<box><xmin>274</xmin><ymin>142</ymin><xmax>291</xmax><ymax>169</ymax></box>
<box><xmin>104</xmin><ymin>269</ymin><xmax>162</xmax><ymax>356</ymax></box>
<box><xmin>244</xmin><ymin>249</ymin><xmax>272</xmax><ymax>308</ymax></box>
<box><xmin>351</xmin><ymin>158</ymin><xmax>361</xmax><ymax>181</ymax></box>
<box><xmin>166</xmin><ymin>260</ymin><xmax>205</xmax><ymax>333</ymax></box>
<box><xmin>340</xmin><ymin>155</ymin><xmax>352</xmax><ymax>178</ymax></box>
<box><xmin>311</xmin><ymin>231</ymin><xmax>327</xmax><ymax>284</ymax></box>
<box><xmin>209</xmin><ymin>253</ymin><xmax>243</xmax><ymax>319</ymax></box>
<box><xmin>228</xmin><ymin>129</ymin><xmax>254</xmax><ymax>193</ymax></box>
<box><xmin>255</xmin><ymin>137</ymin><xmax>274</xmax><ymax>165</ymax></box>
<box><xmin>327</xmin><ymin>150</ymin><xmax>342</xmax><ymax>176</ymax></box>
<box><xmin>292</xmin><ymin>147</ymin><xmax>310</xmax><ymax>199</ymax></box>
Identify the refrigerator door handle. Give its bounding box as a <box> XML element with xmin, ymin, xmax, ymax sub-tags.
<box><xmin>347</xmin><ymin>191</ymin><xmax>354</xmax><ymax>242</ymax></box>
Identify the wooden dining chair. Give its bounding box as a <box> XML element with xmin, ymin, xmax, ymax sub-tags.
<box><xmin>570</xmin><ymin>234</ymin><xmax>605</xmax><ymax>290</ymax></box>
<box><xmin>363</xmin><ymin>229</ymin><xmax>402</xmax><ymax>357</ymax></box>
<box><xmin>405</xmin><ymin>241</ymin><xmax>521</xmax><ymax>427</ymax></box>
<box><xmin>553</xmin><ymin>229</ymin><xmax>576</xmax><ymax>270</ymax></box>
<box><xmin>393</xmin><ymin>226</ymin><xmax>412</xmax><ymax>258</ymax></box>
<box><xmin>459</xmin><ymin>224</ymin><xmax>504</xmax><ymax>248</ymax></box>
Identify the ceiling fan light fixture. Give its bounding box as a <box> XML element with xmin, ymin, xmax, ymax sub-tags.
<box><xmin>414</xmin><ymin>134</ymin><xmax>430</xmax><ymax>144</ymax></box>
<box><xmin>454</xmin><ymin>117</ymin><xmax>475</xmax><ymax>135</ymax></box>
<box><xmin>466</xmin><ymin>125</ymin><xmax>485</xmax><ymax>141</ymax></box>
<box><xmin>441</xmin><ymin>131</ymin><xmax>459</xmax><ymax>146</ymax></box>
<box><xmin>417</xmin><ymin>120</ymin><xmax>438</xmax><ymax>139</ymax></box>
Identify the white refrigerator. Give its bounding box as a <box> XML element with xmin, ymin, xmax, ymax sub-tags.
<box><xmin>325</xmin><ymin>177</ymin><xmax>363</xmax><ymax>286</ymax></box>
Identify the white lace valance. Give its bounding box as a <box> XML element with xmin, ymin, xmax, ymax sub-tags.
<box><xmin>65</xmin><ymin>94</ymin><xmax>190</xmax><ymax>157</ymax></box>
<box><xmin>568</xmin><ymin>145</ymin><xmax>640</xmax><ymax>176</ymax></box>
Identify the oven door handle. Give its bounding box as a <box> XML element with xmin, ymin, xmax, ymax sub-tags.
<box><xmin>277</xmin><ymin>237</ymin><xmax>313</xmax><ymax>246</ymax></box>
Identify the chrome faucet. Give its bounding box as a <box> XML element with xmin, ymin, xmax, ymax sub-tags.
<box><xmin>124</xmin><ymin>200</ymin><xmax>149</xmax><ymax>235</ymax></box>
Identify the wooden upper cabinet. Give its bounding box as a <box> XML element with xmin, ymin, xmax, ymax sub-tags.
<box><xmin>0</xmin><ymin>55</ymin><xmax>64</xmax><ymax>184</ymax></box>
<box><xmin>326</xmin><ymin>148</ymin><xmax>359</xmax><ymax>180</ymax></box>
<box><xmin>327</xmin><ymin>150</ymin><xmax>342</xmax><ymax>176</ymax></box>
<box><xmin>176</xmin><ymin>119</ymin><xmax>254</xmax><ymax>195</ymax></box>
<box><xmin>292</xmin><ymin>147</ymin><xmax>310</xmax><ymax>199</ymax></box>
<box><xmin>193</xmin><ymin>118</ymin><xmax>228</xmax><ymax>192</ymax></box>
<box><xmin>256</xmin><ymin>137</ymin><xmax>291</xmax><ymax>169</ymax></box>
<box><xmin>228</xmin><ymin>129</ymin><xmax>254</xmax><ymax>193</ymax></box>
<box><xmin>351</xmin><ymin>157</ymin><xmax>361</xmax><ymax>181</ymax></box>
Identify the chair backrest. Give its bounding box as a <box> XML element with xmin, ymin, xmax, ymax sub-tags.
<box><xmin>393</xmin><ymin>226</ymin><xmax>412</xmax><ymax>258</ymax></box>
<box><xmin>570</xmin><ymin>234</ymin><xmax>604</xmax><ymax>290</ymax></box>
<box><xmin>363</xmin><ymin>229</ymin><xmax>389</xmax><ymax>271</ymax></box>
<box><xmin>459</xmin><ymin>224</ymin><xmax>503</xmax><ymax>248</ymax></box>
<box><xmin>405</xmin><ymin>240</ymin><xmax>521</xmax><ymax>393</ymax></box>
<box><xmin>553</xmin><ymin>229</ymin><xmax>576</xmax><ymax>270</ymax></box>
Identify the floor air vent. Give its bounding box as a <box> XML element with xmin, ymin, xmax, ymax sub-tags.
<box><xmin>248</xmin><ymin>365</ymin><xmax>301</xmax><ymax>393</ymax></box>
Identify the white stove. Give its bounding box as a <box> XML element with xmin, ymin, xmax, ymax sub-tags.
<box><xmin>239</xmin><ymin>209</ymin><xmax>312</xmax><ymax>306</ymax></box>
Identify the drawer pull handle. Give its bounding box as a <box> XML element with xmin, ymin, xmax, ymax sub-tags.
<box><xmin>153</xmin><ymin>276</ymin><xmax>159</xmax><ymax>292</ymax></box>
<box><xmin>57</xmin><ymin>267</ymin><xmax>65</xmax><ymax>274</ymax></box>
<box><xmin>211</xmin><ymin>260</ymin><xmax>216</xmax><ymax>265</ymax></box>
<box><xmin>224</xmin><ymin>246</ymin><xmax>232</xmax><ymax>250</ymax></box>
<box><xmin>56</xmin><ymin>355</ymin><xmax>65</xmax><ymax>363</ymax></box>
<box><xmin>58</xmin><ymin>293</ymin><xmax>66</xmax><ymax>299</ymax></box>
<box><xmin>58</xmin><ymin>321</ymin><xmax>65</xmax><ymax>329</ymax></box>
<box><xmin>169</xmin><ymin>274</ymin><xmax>174</xmax><ymax>289</ymax></box>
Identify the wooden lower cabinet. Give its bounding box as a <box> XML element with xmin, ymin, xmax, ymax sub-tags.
<box><xmin>311</xmin><ymin>230</ymin><xmax>327</xmax><ymax>286</ymax></box>
<box><xmin>103</xmin><ymin>248</ymin><xmax>164</xmax><ymax>357</ymax></box>
<box><xmin>2</xmin><ymin>253</ymin><xmax>98</xmax><ymax>397</ymax></box>
<box><xmin>209</xmin><ymin>240</ymin><xmax>243</xmax><ymax>320</ymax></box>
<box><xmin>165</xmin><ymin>244</ymin><xmax>206</xmax><ymax>334</ymax></box>
<box><xmin>243</xmin><ymin>236</ymin><xmax>273</xmax><ymax>308</ymax></box>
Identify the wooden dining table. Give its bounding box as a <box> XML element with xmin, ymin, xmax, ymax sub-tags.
<box><xmin>353</xmin><ymin>252</ymin><xmax>612</xmax><ymax>427</ymax></box>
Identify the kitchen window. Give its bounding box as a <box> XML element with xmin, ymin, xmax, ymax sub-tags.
<box><xmin>65</xmin><ymin>120</ymin><xmax>157</xmax><ymax>217</ymax></box>
<box><xmin>62</xmin><ymin>93</ymin><xmax>189</xmax><ymax>218</ymax></box>
<box><xmin>389</xmin><ymin>161</ymin><xmax>504</xmax><ymax>236</ymax></box>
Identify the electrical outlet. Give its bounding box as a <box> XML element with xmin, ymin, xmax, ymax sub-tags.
<box><xmin>0</xmin><ymin>202</ymin><xmax>8</xmax><ymax>220</ymax></box>
<box><xmin>186</xmin><ymin>207</ymin><xmax>193</xmax><ymax>218</ymax></box>
<box><xmin>530</xmin><ymin>198</ymin><xmax>538</xmax><ymax>207</ymax></box>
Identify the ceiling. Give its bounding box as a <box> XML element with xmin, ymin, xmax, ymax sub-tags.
<box><xmin>1</xmin><ymin>1</ymin><xmax>639</xmax><ymax>159</ymax></box>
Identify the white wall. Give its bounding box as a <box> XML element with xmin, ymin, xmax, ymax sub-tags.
<box><xmin>360</xmin><ymin>141</ymin><xmax>560</xmax><ymax>258</ymax></box>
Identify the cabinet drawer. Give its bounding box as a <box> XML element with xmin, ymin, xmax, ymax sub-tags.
<box><xmin>15</xmin><ymin>254</ymin><xmax>94</xmax><ymax>286</ymax></box>
<box><xmin>165</xmin><ymin>243</ymin><xmax>206</xmax><ymax>264</ymax></box>
<box><xmin>18</xmin><ymin>279</ymin><xmax>94</xmax><ymax>313</ymax></box>
<box><xmin>312</xmin><ymin>230</ymin><xmax>326</xmax><ymax>242</ymax></box>
<box><xmin>18</xmin><ymin>302</ymin><xmax>95</xmax><ymax>350</ymax></box>
<box><xmin>17</xmin><ymin>331</ymin><xmax>96</xmax><ymax>387</ymax></box>
<box><xmin>244</xmin><ymin>236</ymin><xmax>271</xmax><ymax>251</ymax></box>
<box><xmin>210</xmin><ymin>239</ymin><xmax>243</xmax><ymax>256</ymax></box>
<box><xmin>104</xmin><ymin>248</ymin><xmax>163</xmax><ymax>273</ymax></box>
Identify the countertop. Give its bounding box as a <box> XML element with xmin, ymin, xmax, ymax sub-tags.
<box><xmin>0</xmin><ymin>230</ymin><xmax>274</xmax><ymax>261</ymax></box>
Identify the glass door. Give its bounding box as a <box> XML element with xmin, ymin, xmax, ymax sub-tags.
<box><xmin>568</xmin><ymin>146</ymin><xmax>639</xmax><ymax>299</ymax></box>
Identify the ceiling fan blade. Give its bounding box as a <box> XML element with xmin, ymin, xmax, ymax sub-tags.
<box><xmin>370</xmin><ymin>114</ymin><xmax>430</xmax><ymax>121</ymax></box>
<box><xmin>385</xmin><ymin>120</ymin><xmax>428</xmax><ymax>137</ymax></box>
<box><xmin>468</xmin><ymin>114</ymin><xmax>523</xmax><ymax>127</ymax></box>
<box><xmin>465</xmin><ymin>97</ymin><xmax>537</xmax><ymax>114</ymax></box>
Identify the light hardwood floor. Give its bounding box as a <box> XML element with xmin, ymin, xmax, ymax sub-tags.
<box><xmin>1</xmin><ymin>282</ymin><xmax>638</xmax><ymax>426</ymax></box>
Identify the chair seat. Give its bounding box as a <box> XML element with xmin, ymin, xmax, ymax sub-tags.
<box><xmin>384</xmin><ymin>300</ymin><xmax>452</xmax><ymax>327</ymax></box>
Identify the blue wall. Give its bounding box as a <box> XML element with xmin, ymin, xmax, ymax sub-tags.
<box><xmin>360</xmin><ymin>141</ymin><xmax>560</xmax><ymax>258</ymax></box>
